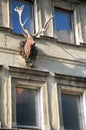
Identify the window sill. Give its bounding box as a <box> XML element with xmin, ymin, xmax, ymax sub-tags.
<box><xmin>12</xmin><ymin>125</ymin><xmax>41</xmax><ymax>130</ymax></box>
<box><xmin>80</xmin><ymin>42</ymin><xmax>86</xmax><ymax>47</ymax></box>
<box><xmin>0</xmin><ymin>128</ymin><xmax>41</xmax><ymax>130</ymax></box>
<box><xmin>39</xmin><ymin>35</ymin><xmax>86</xmax><ymax>48</ymax></box>
<box><xmin>0</xmin><ymin>26</ymin><xmax>24</xmax><ymax>38</ymax></box>
<box><xmin>0</xmin><ymin>26</ymin><xmax>13</xmax><ymax>33</ymax></box>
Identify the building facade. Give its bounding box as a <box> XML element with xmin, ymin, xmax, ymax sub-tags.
<box><xmin>0</xmin><ymin>0</ymin><xmax>86</xmax><ymax>130</ymax></box>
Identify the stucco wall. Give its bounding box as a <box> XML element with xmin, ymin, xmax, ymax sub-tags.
<box><xmin>0</xmin><ymin>29</ymin><xmax>86</xmax><ymax>77</ymax></box>
<box><xmin>0</xmin><ymin>0</ymin><xmax>86</xmax><ymax>130</ymax></box>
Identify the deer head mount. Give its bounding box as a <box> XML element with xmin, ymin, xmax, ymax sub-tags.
<box><xmin>15</xmin><ymin>5</ymin><xmax>53</xmax><ymax>67</ymax></box>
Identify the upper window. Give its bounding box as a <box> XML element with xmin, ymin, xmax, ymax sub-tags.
<box><xmin>54</xmin><ymin>8</ymin><xmax>72</xmax><ymax>31</ymax></box>
<box><xmin>12</xmin><ymin>0</ymin><xmax>33</xmax><ymax>34</ymax></box>
<box><xmin>54</xmin><ymin>6</ymin><xmax>75</xmax><ymax>43</ymax></box>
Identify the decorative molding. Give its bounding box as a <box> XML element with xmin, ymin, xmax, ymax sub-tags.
<box><xmin>1</xmin><ymin>45</ymin><xmax>86</xmax><ymax>67</ymax></box>
<box><xmin>0</xmin><ymin>47</ymin><xmax>19</xmax><ymax>55</ymax></box>
<box><xmin>55</xmin><ymin>73</ymin><xmax>86</xmax><ymax>88</ymax></box>
<box><xmin>38</xmin><ymin>54</ymin><xmax>86</xmax><ymax>67</ymax></box>
<box><xmin>0</xmin><ymin>45</ymin><xmax>86</xmax><ymax>67</ymax></box>
<box><xmin>9</xmin><ymin>66</ymin><xmax>49</xmax><ymax>77</ymax></box>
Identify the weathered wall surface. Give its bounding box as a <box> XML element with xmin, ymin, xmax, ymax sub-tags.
<box><xmin>0</xmin><ymin>30</ymin><xmax>86</xmax><ymax>77</ymax></box>
<box><xmin>0</xmin><ymin>0</ymin><xmax>86</xmax><ymax>130</ymax></box>
<box><xmin>0</xmin><ymin>0</ymin><xmax>86</xmax><ymax>74</ymax></box>
<box><xmin>0</xmin><ymin>30</ymin><xmax>86</xmax><ymax>130</ymax></box>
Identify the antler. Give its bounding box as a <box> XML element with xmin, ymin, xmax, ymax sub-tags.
<box><xmin>15</xmin><ymin>5</ymin><xmax>54</xmax><ymax>37</ymax></box>
<box><xmin>34</xmin><ymin>15</ymin><xmax>54</xmax><ymax>36</ymax></box>
<box><xmin>14</xmin><ymin>5</ymin><xmax>29</xmax><ymax>36</ymax></box>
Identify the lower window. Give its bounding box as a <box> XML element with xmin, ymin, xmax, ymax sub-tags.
<box><xmin>16</xmin><ymin>87</ymin><xmax>37</xmax><ymax>127</ymax></box>
<box><xmin>61</xmin><ymin>93</ymin><xmax>81</xmax><ymax>130</ymax></box>
<box><xmin>12</xmin><ymin>79</ymin><xmax>41</xmax><ymax>129</ymax></box>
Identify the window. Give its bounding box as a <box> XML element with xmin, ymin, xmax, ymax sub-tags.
<box><xmin>54</xmin><ymin>7</ymin><xmax>75</xmax><ymax>43</ymax></box>
<box><xmin>12</xmin><ymin>0</ymin><xmax>33</xmax><ymax>34</ymax></box>
<box><xmin>9</xmin><ymin>66</ymin><xmax>50</xmax><ymax>130</ymax></box>
<box><xmin>55</xmin><ymin>9</ymin><xmax>72</xmax><ymax>31</ymax></box>
<box><xmin>53</xmin><ymin>0</ymin><xmax>81</xmax><ymax>44</ymax></box>
<box><xmin>12</xmin><ymin>80</ymin><xmax>41</xmax><ymax>129</ymax></box>
<box><xmin>59</xmin><ymin>87</ymin><xmax>86</xmax><ymax>130</ymax></box>
<box><xmin>61</xmin><ymin>93</ymin><xmax>81</xmax><ymax>130</ymax></box>
<box><xmin>16</xmin><ymin>87</ymin><xmax>38</xmax><ymax>127</ymax></box>
<box><xmin>55</xmin><ymin>73</ymin><xmax>86</xmax><ymax>130</ymax></box>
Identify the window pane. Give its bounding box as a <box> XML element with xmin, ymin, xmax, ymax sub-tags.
<box><xmin>61</xmin><ymin>93</ymin><xmax>81</xmax><ymax>130</ymax></box>
<box><xmin>12</xmin><ymin>0</ymin><xmax>33</xmax><ymax>34</ymax></box>
<box><xmin>55</xmin><ymin>9</ymin><xmax>72</xmax><ymax>30</ymax></box>
<box><xmin>16</xmin><ymin>87</ymin><xmax>37</xmax><ymax>126</ymax></box>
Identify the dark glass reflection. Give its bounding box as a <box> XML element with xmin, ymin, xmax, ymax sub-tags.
<box><xmin>16</xmin><ymin>87</ymin><xmax>36</xmax><ymax>126</ymax></box>
<box><xmin>61</xmin><ymin>93</ymin><xmax>81</xmax><ymax>130</ymax></box>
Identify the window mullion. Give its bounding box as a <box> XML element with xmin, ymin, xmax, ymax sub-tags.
<box><xmin>34</xmin><ymin>0</ymin><xmax>38</xmax><ymax>35</ymax></box>
<box><xmin>73</xmin><ymin>9</ymin><xmax>80</xmax><ymax>45</ymax></box>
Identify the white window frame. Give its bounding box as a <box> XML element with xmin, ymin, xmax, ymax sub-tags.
<box><xmin>34</xmin><ymin>0</ymin><xmax>39</xmax><ymax>35</ymax></box>
<box><xmin>73</xmin><ymin>9</ymin><xmax>80</xmax><ymax>45</ymax></box>
<box><xmin>0</xmin><ymin>65</ymin><xmax>3</xmax><ymax>128</ymax></box>
<box><xmin>81</xmin><ymin>91</ymin><xmax>86</xmax><ymax>129</ymax></box>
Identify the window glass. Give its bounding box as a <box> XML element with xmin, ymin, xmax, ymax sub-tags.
<box><xmin>12</xmin><ymin>0</ymin><xmax>33</xmax><ymax>34</ymax></box>
<box><xmin>16</xmin><ymin>87</ymin><xmax>37</xmax><ymax>126</ymax></box>
<box><xmin>61</xmin><ymin>93</ymin><xmax>81</xmax><ymax>130</ymax></box>
<box><xmin>54</xmin><ymin>9</ymin><xmax>72</xmax><ymax>31</ymax></box>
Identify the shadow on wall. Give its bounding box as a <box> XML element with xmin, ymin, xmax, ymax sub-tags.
<box><xmin>36</xmin><ymin>56</ymin><xmax>86</xmax><ymax>77</ymax></box>
<box><xmin>36</xmin><ymin>42</ymin><xmax>86</xmax><ymax>77</ymax></box>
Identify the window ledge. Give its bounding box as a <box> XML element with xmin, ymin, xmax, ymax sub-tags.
<box><xmin>0</xmin><ymin>26</ymin><xmax>25</xmax><ymax>38</ymax></box>
<box><xmin>80</xmin><ymin>42</ymin><xmax>86</xmax><ymax>47</ymax></box>
<box><xmin>0</xmin><ymin>26</ymin><xmax>13</xmax><ymax>33</ymax></box>
<box><xmin>9</xmin><ymin>66</ymin><xmax>49</xmax><ymax>77</ymax></box>
<box><xmin>0</xmin><ymin>129</ymin><xmax>41</xmax><ymax>130</ymax></box>
<box><xmin>0</xmin><ymin>128</ymin><xmax>41</xmax><ymax>130</ymax></box>
<box><xmin>38</xmin><ymin>35</ymin><xmax>86</xmax><ymax>48</ymax></box>
<box><xmin>0</xmin><ymin>26</ymin><xmax>86</xmax><ymax>48</ymax></box>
